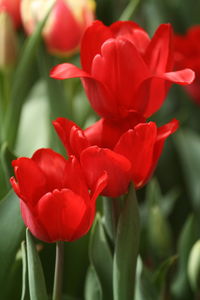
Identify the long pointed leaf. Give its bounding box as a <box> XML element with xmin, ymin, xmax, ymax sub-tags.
<box><xmin>113</xmin><ymin>184</ymin><xmax>140</xmax><ymax>300</ymax></box>
<box><xmin>26</xmin><ymin>229</ymin><xmax>48</xmax><ymax>300</ymax></box>
<box><xmin>84</xmin><ymin>266</ymin><xmax>102</xmax><ymax>300</ymax></box>
<box><xmin>4</xmin><ymin>3</ymin><xmax>54</xmax><ymax>149</ymax></box>
<box><xmin>89</xmin><ymin>214</ymin><xmax>113</xmax><ymax>300</ymax></box>
<box><xmin>21</xmin><ymin>241</ymin><xmax>28</xmax><ymax>300</ymax></box>
<box><xmin>0</xmin><ymin>190</ymin><xmax>25</xmax><ymax>295</ymax></box>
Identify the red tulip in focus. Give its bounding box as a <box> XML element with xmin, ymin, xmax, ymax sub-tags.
<box><xmin>53</xmin><ymin>117</ymin><xmax>179</xmax><ymax>194</ymax></box>
<box><xmin>50</xmin><ymin>20</ymin><xmax>194</xmax><ymax>119</ymax></box>
<box><xmin>174</xmin><ymin>26</ymin><xmax>200</xmax><ymax>104</ymax></box>
<box><xmin>10</xmin><ymin>148</ymin><xmax>107</xmax><ymax>242</ymax></box>
<box><xmin>0</xmin><ymin>0</ymin><xmax>21</xmax><ymax>28</ymax></box>
<box><xmin>21</xmin><ymin>0</ymin><xmax>95</xmax><ymax>57</ymax></box>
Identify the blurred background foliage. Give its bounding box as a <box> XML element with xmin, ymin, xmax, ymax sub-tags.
<box><xmin>1</xmin><ymin>0</ymin><xmax>200</xmax><ymax>299</ymax></box>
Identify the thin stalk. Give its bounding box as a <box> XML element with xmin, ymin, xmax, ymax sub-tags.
<box><xmin>119</xmin><ymin>0</ymin><xmax>140</xmax><ymax>21</ymax></box>
<box><xmin>103</xmin><ymin>197</ymin><xmax>122</xmax><ymax>243</ymax></box>
<box><xmin>53</xmin><ymin>241</ymin><xmax>64</xmax><ymax>300</ymax></box>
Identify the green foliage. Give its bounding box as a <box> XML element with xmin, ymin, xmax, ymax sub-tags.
<box><xmin>0</xmin><ymin>191</ymin><xmax>25</xmax><ymax>298</ymax></box>
<box><xmin>113</xmin><ymin>184</ymin><xmax>140</xmax><ymax>300</ymax></box>
<box><xmin>89</xmin><ymin>214</ymin><xmax>113</xmax><ymax>300</ymax></box>
<box><xmin>26</xmin><ymin>230</ymin><xmax>48</xmax><ymax>300</ymax></box>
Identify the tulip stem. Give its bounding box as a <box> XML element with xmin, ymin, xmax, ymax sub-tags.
<box><xmin>103</xmin><ymin>197</ymin><xmax>122</xmax><ymax>243</ymax></box>
<box><xmin>53</xmin><ymin>241</ymin><xmax>64</xmax><ymax>300</ymax></box>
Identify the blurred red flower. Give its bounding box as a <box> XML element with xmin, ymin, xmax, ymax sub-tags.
<box><xmin>50</xmin><ymin>20</ymin><xmax>194</xmax><ymax>119</ymax></box>
<box><xmin>21</xmin><ymin>0</ymin><xmax>95</xmax><ymax>57</ymax></box>
<box><xmin>0</xmin><ymin>0</ymin><xmax>21</xmax><ymax>28</ymax></box>
<box><xmin>10</xmin><ymin>149</ymin><xmax>107</xmax><ymax>243</ymax></box>
<box><xmin>53</xmin><ymin>117</ymin><xmax>178</xmax><ymax>194</ymax></box>
<box><xmin>174</xmin><ymin>26</ymin><xmax>200</xmax><ymax>104</ymax></box>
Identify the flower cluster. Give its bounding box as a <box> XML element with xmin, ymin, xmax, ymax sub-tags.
<box><xmin>11</xmin><ymin>20</ymin><xmax>194</xmax><ymax>243</ymax></box>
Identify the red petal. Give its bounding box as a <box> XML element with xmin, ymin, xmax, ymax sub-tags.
<box><xmin>81</xmin><ymin>20</ymin><xmax>113</xmax><ymax>72</ymax></box>
<box><xmin>91</xmin><ymin>38</ymin><xmax>150</xmax><ymax>112</ymax></box>
<box><xmin>84</xmin><ymin>114</ymin><xmax>146</xmax><ymax>149</ymax></box>
<box><xmin>110</xmin><ymin>21</ymin><xmax>150</xmax><ymax>54</ymax></box>
<box><xmin>37</xmin><ymin>189</ymin><xmax>88</xmax><ymax>242</ymax></box>
<box><xmin>63</xmin><ymin>156</ymin><xmax>89</xmax><ymax>202</ymax></box>
<box><xmin>80</xmin><ymin>146</ymin><xmax>132</xmax><ymax>197</ymax></box>
<box><xmin>11</xmin><ymin>157</ymin><xmax>46</xmax><ymax>206</ymax></box>
<box><xmin>44</xmin><ymin>0</ymin><xmax>83</xmax><ymax>55</ymax></box>
<box><xmin>53</xmin><ymin>117</ymin><xmax>78</xmax><ymax>154</ymax></box>
<box><xmin>143</xmin><ymin>119</ymin><xmax>179</xmax><ymax>185</ymax></box>
<box><xmin>53</xmin><ymin>117</ymin><xmax>89</xmax><ymax>156</ymax></box>
<box><xmin>136</xmin><ymin>77</ymin><xmax>170</xmax><ymax>118</ymax></box>
<box><xmin>157</xmin><ymin>119</ymin><xmax>179</xmax><ymax>140</ymax></box>
<box><xmin>81</xmin><ymin>76</ymin><xmax>120</xmax><ymax>118</ymax></box>
<box><xmin>50</xmin><ymin>64</ymin><xmax>116</xmax><ymax>118</ymax></box>
<box><xmin>162</xmin><ymin>69</ymin><xmax>195</xmax><ymax>85</ymax></box>
<box><xmin>50</xmin><ymin>63</ymin><xmax>93</xmax><ymax>80</ymax></box>
<box><xmin>74</xmin><ymin>172</ymin><xmax>108</xmax><ymax>239</ymax></box>
<box><xmin>144</xmin><ymin>24</ymin><xmax>174</xmax><ymax>73</ymax></box>
<box><xmin>32</xmin><ymin>148</ymin><xmax>67</xmax><ymax>192</ymax></box>
<box><xmin>20</xmin><ymin>200</ymin><xmax>50</xmax><ymax>242</ymax></box>
<box><xmin>114</xmin><ymin>122</ymin><xmax>157</xmax><ymax>188</ymax></box>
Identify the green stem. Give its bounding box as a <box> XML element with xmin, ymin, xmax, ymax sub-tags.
<box><xmin>103</xmin><ymin>197</ymin><xmax>122</xmax><ymax>243</ymax></box>
<box><xmin>53</xmin><ymin>241</ymin><xmax>64</xmax><ymax>300</ymax></box>
<box><xmin>119</xmin><ymin>0</ymin><xmax>140</xmax><ymax>20</ymax></box>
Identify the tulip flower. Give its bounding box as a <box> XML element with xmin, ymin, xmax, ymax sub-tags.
<box><xmin>0</xmin><ymin>0</ymin><xmax>21</xmax><ymax>28</ymax></box>
<box><xmin>174</xmin><ymin>26</ymin><xmax>200</xmax><ymax>104</ymax></box>
<box><xmin>10</xmin><ymin>148</ymin><xmax>107</xmax><ymax>242</ymax></box>
<box><xmin>50</xmin><ymin>20</ymin><xmax>194</xmax><ymax>120</ymax></box>
<box><xmin>21</xmin><ymin>0</ymin><xmax>95</xmax><ymax>57</ymax></box>
<box><xmin>53</xmin><ymin>117</ymin><xmax>179</xmax><ymax>194</ymax></box>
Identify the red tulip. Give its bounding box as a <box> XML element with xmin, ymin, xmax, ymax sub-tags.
<box><xmin>174</xmin><ymin>26</ymin><xmax>200</xmax><ymax>104</ymax></box>
<box><xmin>53</xmin><ymin>117</ymin><xmax>179</xmax><ymax>193</ymax></box>
<box><xmin>53</xmin><ymin>118</ymin><xmax>132</xmax><ymax>197</ymax></box>
<box><xmin>0</xmin><ymin>0</ymin><xmax>21</xmax><ymax>28</ymax></box>
<box><xmin>21</xmin><ymin>0</ymin><xmax>95</xmax><ymax>57</ymax></box>
<box><xmin>10</xmin><ymin>148</ymin><xmax>107</xmax><ymax>242</ymax></box>
<box><xmin>50</xmin><ymin>20</ymin><xmax>194</xmax><ymax>119</ymax></box>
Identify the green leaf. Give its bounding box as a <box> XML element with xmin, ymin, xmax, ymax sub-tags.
<box><xmin>153</xmin><ymin>255</ymin><xmax>177</xmax><ymax>290</ymax></box>
<box><xmin>0</xmin><ymin>142</ymin><xmax>16</xmax><ymax>186</ymax></box>
<box><xmin>145</xmin><ymin>178</ymin><xmax>179</xmax><ymax>217</ymax></box>
<box><xmin>15</xmin><ymin>80</ymin><xmax>49</xmax><ymax>157</ymax></box>
<box><xmin>84</xmin><ymin>266</ymin><xmax>102</xmax><ymax>300</ymax></box>
<box><xmin>0</xmin><ymin>190</ymin><xmax>25</xmax><ymax>295</ymax></box>
<box><xmin>175</xmin><ymin>129</ymin><xmax>200</xmax><ymax>211</ymax></box>
<box><xmin>89</xmin><ymin>214</ymin><xmax>113</xmax><ymax>300</ymax></box>
<box><xmin>147</xmin><ymin>204</ymin><xmax>172</xmax><ymax>259</ymax></box>
<box><xmin>135</xmin><ymin>258</ymin><xmax>158</xmax><ymax>300</ymax></box>
<box><xmin>37</xmin><ymin>46</ymin><xmax>67</xmax><ymax>119</ymax></box>
<box><xmin>26</xmin><ymin>229</ymin><xmax>48</xmax><ymax>300</ymax></box>
<box><xmin>172</xmin><ymin>215</ymin><xmax>200</xmax><ymax>299</ymax></box>
<box><xmin>113</xmin><ymin>184</ymin><xmax>140</xmax><ymax>300</ymax></box>
<box><xmin>21</xmin><ymin>241</ymin><xmax>28</xmax><ymax>300</ymax></box>
<box><xmin>187</xmin><ymin>240</ymin><xmax>200</xmax><ymax>292</ymax></box>
<box><xmin>0</xmin><ymin>142</ymin><xmax>16</xmax><ymax>199</ymax></box>
<box><xmin>4</xmin><ymin>3</ymin><xmax>54</xmax><ymax>149</ymax></box>
<box><xmin>119</xmin><ymin>0</ymin><xmax>140</xmax><ymax>20</ymax></box>
<box><xmin>102</xmin><ymin>197</ymin><xmax>115</xmax><ymax>242</ymax></box>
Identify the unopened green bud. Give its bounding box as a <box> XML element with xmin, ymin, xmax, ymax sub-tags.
<box><xmin>188</xmin><ymin>239</ymin><xmax>200</xmax><ymax>291</ymax></box>
<box><xmin>0</xmin><ymin>11</ymin><xmax>18</xmax><ymax>70</ymax></box>
<box><xmin>148</xmin><ymin>205</ymin><xmax>172</xmax><ymax>258</ymax></box>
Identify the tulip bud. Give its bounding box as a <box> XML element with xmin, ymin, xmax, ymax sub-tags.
<box><xmin>0</xmin><ymin>0</ymin><xmax>21</xmax><ymax>28</ymax></box>
<box><xmin>188</xmin><ymin>240</ymin><xmax>200</xmax><ymax>291</ymax></box>
<box><xmin>0</xmin><ymin>11</ymin><xmax>18</xmax><ymax>70</ymax></box>
<box><xmin>21</xmin><ymin>0</ymin><xmax>95</xmax><ymax>57</ymax></box>
<box><xmin>147</xmin><ymin>205</ymin><xmax>172</xmax><ymax>259</ymax></box>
